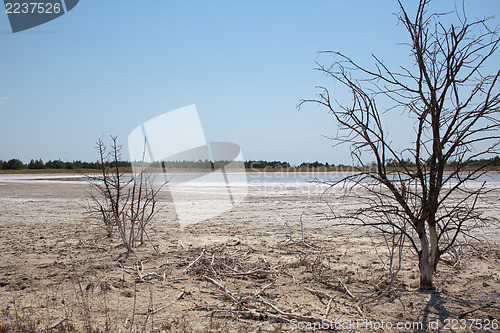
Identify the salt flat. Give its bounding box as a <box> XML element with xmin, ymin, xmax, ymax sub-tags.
<box><xmin>0</xmin><ymin>177</ymin><xmax>498</xmax><ymax>331</ymax></box>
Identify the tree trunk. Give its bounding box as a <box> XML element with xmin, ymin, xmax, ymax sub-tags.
<box><xmin>428</xmin><ymin>223</ymin><xmax>440</xmax><ymax>272</ymax></box>
<box><xmin>419</xmin><ymin>254</ymin><xmax>434</xmax><ymax>290</ymax></box>
<box><xmin>418</xmin><ymin>232</ymin><xmax>434</xmax><ymax>290</ymax></box>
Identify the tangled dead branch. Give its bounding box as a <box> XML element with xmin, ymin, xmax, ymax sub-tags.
<box><xmin>183</xmin><ymin>245</ymin><xmax>280</xmax><ymax>280</ymax></box>
<box><xmin>120</xmin><ymin>259</ymin><xmax>168</xmax><ymax>283</ymax></box>
<box><xmin>203</xmin><ymin>275</ymin><xmax>331</xmax><ymax>326</ymax></box>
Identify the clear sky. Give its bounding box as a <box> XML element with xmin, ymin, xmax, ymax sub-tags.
<box><xmin>1</xmin><ymin>0</ymin><xmax>499</xmax><ymax>165</ymax></box>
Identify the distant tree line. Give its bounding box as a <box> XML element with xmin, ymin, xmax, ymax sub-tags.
<box><xmin>0</xmin><ymin>158</ymin><xmax>131</xmax><ymax>170</ymax></box>
<box><xmin>0</xmin><ymin>156</ymin><xmax>498</xmax><ymax>171</ymax></box>
<box><xmin>382</xmin><ymin>156</ymin><xmax>500</xmax><ymax>169</ymax></box>
<box><xmin>244</xmin><ymin>160</ymin><xmax>291</xmax><ymax>169</ymax></box>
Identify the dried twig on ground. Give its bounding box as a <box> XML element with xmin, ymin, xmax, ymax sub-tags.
<box><xmin>203</xmin><ymin>276</ymin><xmax>241</xmax><ymax>305</ymax></box>
<box><xmin>120</xmin><ymin>259</ymin><xmax>166</xmax><ymax>283</ymax></box>
<box><xmin>315</xmin><ymin>274</ymin><xmax>356</xmax><ymax>299</ymax></box>
<box><xmin>183</xmin><ymin>245</ymin><xmax>279</xmax><ymax>280</ymax></box>
<box><xmin>257</xmin><ymin>297</ymin><xmax>330</xmax><ymax>324</ymax></box>
<box><xmin>305</xmin><ymin>287</ymin><xmax>334</xmax><ymax>302</ymax></box>
<box><xmin>202</xmin><ymin>275</ymin><xmax>333</xmax><ymax>327</ymax></box>
<box><xmin>46</xmin><ymin>317</ymin><xmax>69</xmax><ymax>330</ymax></box>
<box><xmin>459</xmin><ymin>302</ymin><xmax>498</xmax><ymax>318</ymax></box>
<box><xmin>184</xmin><ymin>249</ymin><xmax>206</xmax><ymax>274</ymax></box>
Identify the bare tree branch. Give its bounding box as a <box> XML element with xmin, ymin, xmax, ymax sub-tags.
<box><xmin>300</xmin><ymin>0</ymin><xmax>500</xmax><ymax>290</ymax></box>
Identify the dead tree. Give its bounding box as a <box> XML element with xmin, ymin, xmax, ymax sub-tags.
<box><xmin>86</xmin><ymin>136</ymin><xmax>163</xmax><ymax>253</ymax></box>
<box><xmin>301</xmin><ymin>0</ymin><xmax>500</xmax><ymax>290</ymax></box>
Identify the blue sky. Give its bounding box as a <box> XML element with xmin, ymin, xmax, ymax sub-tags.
<box><xmin>1</xmin><ymin>1</ymin><xmax>499</xmax><ymax>165</ymax></box>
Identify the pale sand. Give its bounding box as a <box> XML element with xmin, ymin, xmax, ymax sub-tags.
<box><xmin>0</xmin><ymin>178</ymin><xmax>499</xmax><ymax>331</ymax></box>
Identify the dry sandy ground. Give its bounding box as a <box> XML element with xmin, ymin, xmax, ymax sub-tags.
<box><xmin>0</xmin><ymin>176</ymin><xmax>499</xmax><ymax>332</ymax></box>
